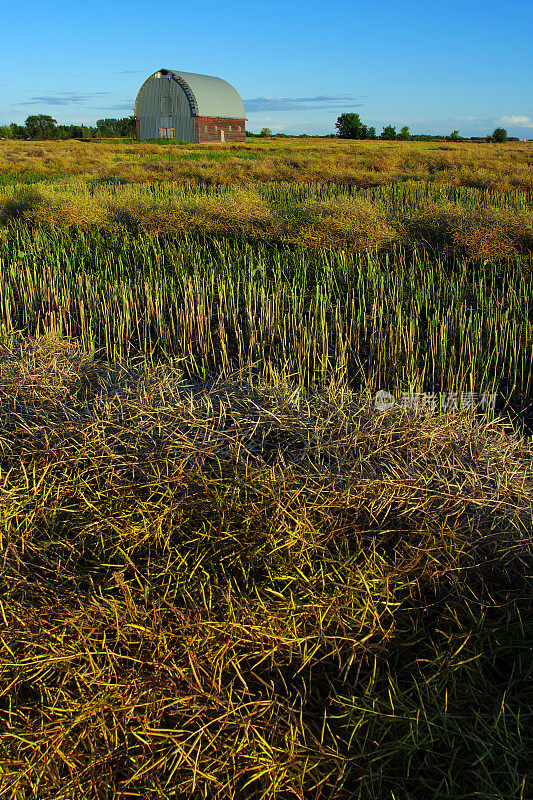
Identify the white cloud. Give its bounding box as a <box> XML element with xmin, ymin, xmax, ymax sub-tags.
<box><xmin>19</xmin><ymin>91</ymin><xmax>109</xmax><ymax>107</ymax></box>
<box><xmin>244</xmin><ymin>94</ymin><xmax>364</xmax><ymax>112</ymax></box>
<box><xmin>498</xmin><ymin>115</ymin><xmax>532</xmax><ymax>127</ymax></box>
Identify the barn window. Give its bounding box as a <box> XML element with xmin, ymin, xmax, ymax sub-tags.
<box><xmin>161</xmin><ymin>96</ymin><xmax>172</xmax><ymax>116</ymax></box>
<box><xmin>204</xmin><ymin>126</ymin><xmax>207</xmax><ymax>131</ymax></box>
<box><xmin>214</xmin><ymin>125</ymin><xmax>218</xmax><ymax>131</ymax></box>
<box><xmin>229</xmin><ymin>125</ymin><xmax>232</xmax><ymax>131</ymax></box>
<box><xmin>238</xmin><ymin>126</ymin><xmax>241</xmax><ymax>131</ymax></box>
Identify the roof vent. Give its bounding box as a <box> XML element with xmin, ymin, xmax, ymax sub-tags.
<box><xmin>160</xmin><ymin>69</ymin><xmax>168</xmax><ymax>76</ymax></box>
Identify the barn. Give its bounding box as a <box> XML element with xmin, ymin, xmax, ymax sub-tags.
<box><xmin>134</xmin><ymin>69</ymin><xmax>246</xmax><ymax>143</ymax></box>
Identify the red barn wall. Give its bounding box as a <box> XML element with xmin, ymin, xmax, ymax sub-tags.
<box><xmin>196</xmin><ymin>117</ymin><xmax>246</xmax><ymax>144</ymax></box>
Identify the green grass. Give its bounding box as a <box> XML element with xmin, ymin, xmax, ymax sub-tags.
<box><xmin>335</xmin><ymin>596</ymin><xmax>533</xmax><ymax>799</ymax></box>
<box><xmin>0</xmin><ymin>215</ymin><xmax>531</xmax><ymax>423</ymax></box>
<box><xmin>134</xmin><ymin>149</ymin><xmax>261</xmax><ymax>161</ymax></box>
<box><xmin>0</xmin><ymin>169</ymin><xmax>59</xmax><ymax>186</ymax></box>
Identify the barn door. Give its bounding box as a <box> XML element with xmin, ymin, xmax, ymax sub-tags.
<box><xmin>220</xmin><ymin>129</ymin><xmax>225</xmax><ymax>142</ymax></box>
<box><xmin>159</xmin><ymin>76</ymin><xmax>173</xmax><ymax>138</ymax></box>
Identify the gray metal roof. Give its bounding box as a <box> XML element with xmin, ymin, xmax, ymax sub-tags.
<box><xmin>155</xmin><ymin>69</ymin><xmax>245</xmax><ymax>119</ymax></box>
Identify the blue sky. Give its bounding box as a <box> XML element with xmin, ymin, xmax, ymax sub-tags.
<box><xmin>1</xmin><ymin>0</ymin><xmax>532</xmax><ymax>137</ymax></box>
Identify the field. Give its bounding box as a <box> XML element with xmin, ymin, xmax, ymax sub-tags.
<box><xmin>0</xmin><ymin>137</ymin><xmax>532</xmax><ymax>799</ymax></box>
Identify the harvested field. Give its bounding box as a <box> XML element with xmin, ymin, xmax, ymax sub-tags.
<box><xmin>0</xmin><ymin>138</ymin><xmax>532</xmax><ymax>798</ymax></box>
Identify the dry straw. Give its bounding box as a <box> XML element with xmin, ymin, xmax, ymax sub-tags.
<box><xmin>0</xmin><ymin>335</ymin><xmax>531</xmax><ymax>797</ymax></box>
<box><xmin>1</xmin><ymin>138</ymin><xmax>533</xmax><ymax>191</ymax></box>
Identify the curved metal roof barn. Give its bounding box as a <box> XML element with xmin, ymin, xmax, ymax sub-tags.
<box><xmin>134</xmin><ymin>69</ymin><xmax>246</xmax><ymax>143</ymax></box>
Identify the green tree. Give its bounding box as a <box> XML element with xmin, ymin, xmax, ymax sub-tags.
<box><xmin>367</xmin><ymin>126</ymin><xmax>376</xmax><ymax>139</ymax></box>
<box><xmin>381</xmin><ymin>125</ymin><xmax>397</xmax><ymax>140</ymax></box>
<box><xmin>398</xmin><ymin>125</ymin><xmax>411</xmax><ymax>140</ymax></box>
<box><xmin>24</xmin><ymin>114</ymin><xmax>57</xmax><ymax>139</ymax></box>
<box><xmin>448</xmin><ymin>130</ymin><xmax>460</xmax><ymax>142</ymax></box>
<box><xmin>335</xmin><ymin>113</ymin><xmax>368</xmax><ymax>139</ymax></box>
<box><xmin>10</xmin><ymin>123</ymin><xmax>29</xmax><ymax>139</ymax></box>
<box><xmin>491</xmin><ymin>127</ymin><xmax>508</xmax><ymax>143</ymax></box>
<box><xmin>95</xmin><ymin>117</ymin><xmax>135</xmax><ymax>138</ymax></box>
<box><xmin>56</xmin><ymin>124</ymin><xmax>86</xmax><ymax>140</ymax></box>
<box><xmin>96</xmin><ymin>119</ymin><xmax>113</xmax><ymax>137</ymax></box>
<box><xmin>259</xmin><ymin>127</ymin><xmax>272</xmax><ymax>137</ymax></box>
<box><xmin>116</xmin><ymin>117</ymin><xmax>136</xmax><ymax>137</ymax></box>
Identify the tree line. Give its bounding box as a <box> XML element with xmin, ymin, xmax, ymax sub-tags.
<box><xmin>0</xmin><ymin>115</ymin><xmax>136</xmax><ymax>140</ymax></box>
<box><xmin>0</xmin><ymin>112</ymin><xmax>522</xmax><ymax>144</ymax></box>
<box><xmin>335</xmin><ymin>114</ymin><xmax>517</xmax><ymax>142</ymax></box>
